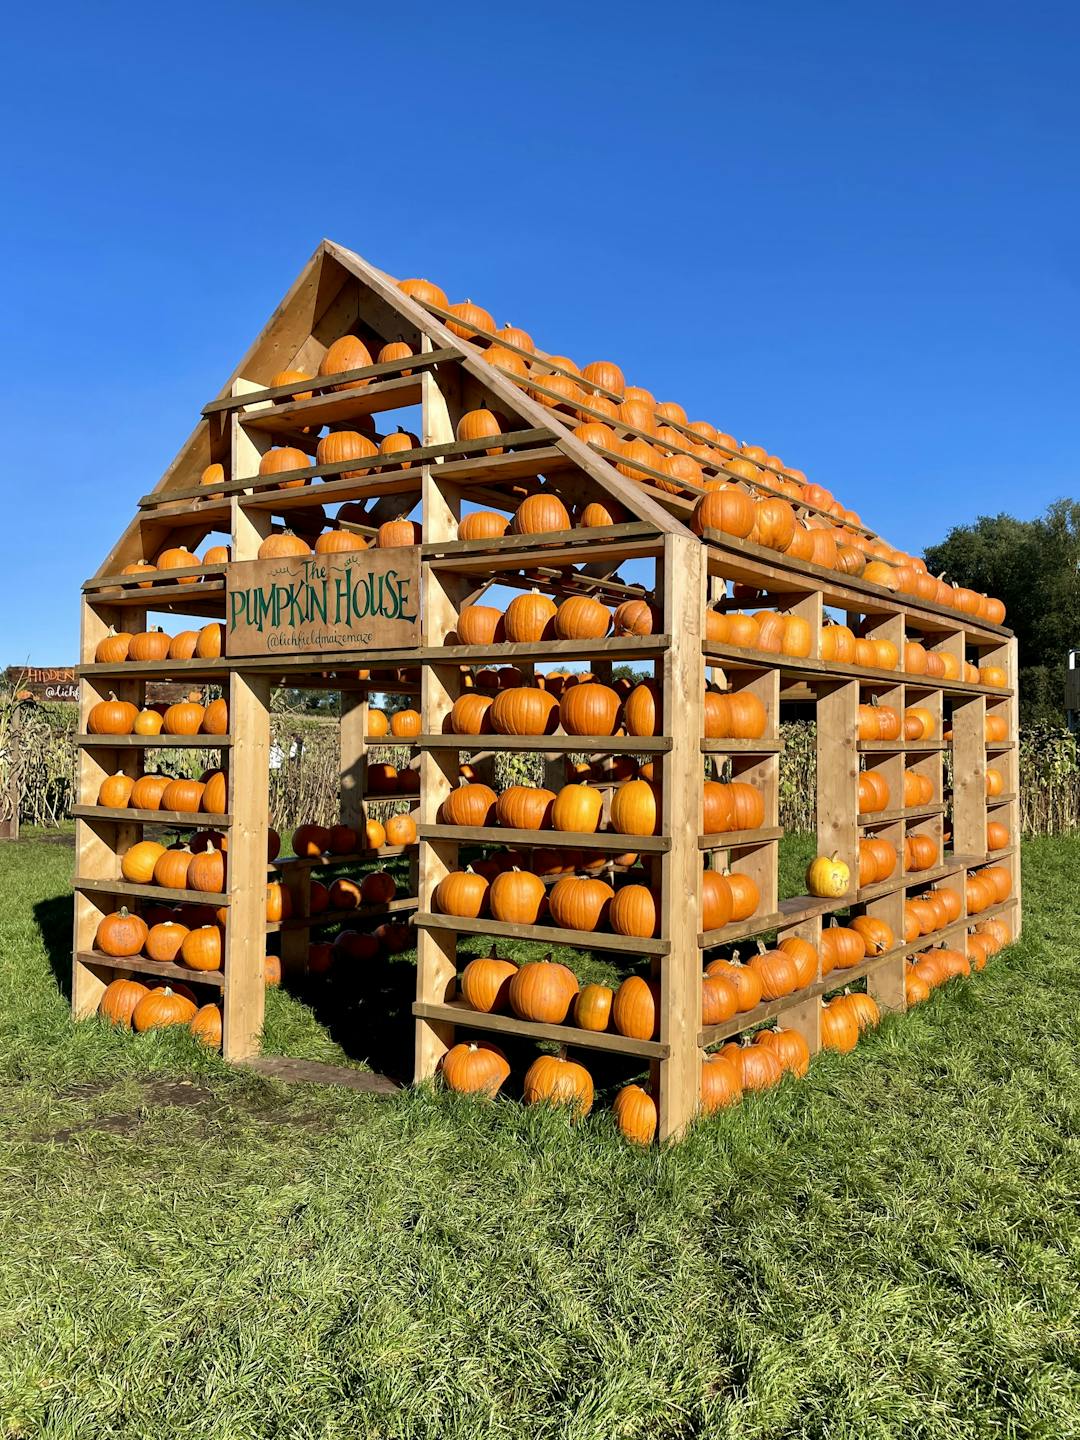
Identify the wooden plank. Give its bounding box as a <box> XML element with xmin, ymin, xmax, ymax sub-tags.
<box><xmin>414</xmin><ymin>734</ymin><xmax>672</xmax><ymax>753</ymax></box>
<box><xmin>703</xmin><ymin>640</ymin><xmax>1012</xmax><ymax>698</ymax></box>
<box><xmin>75</xmin><ymin>950</ymin><xmax>224</xmax><ymax>989</ymax></box>
<box><xmin>71</xmin><ymin>806</ymin><xmax>233</xmax><ymax>827</ymax></box>
<box><xmin>75</xmin><ymin>876</ymin><xmax>230</xmax><ymax>905</ymax></box>
<box><xmin>238</xmin><ymin>1056</ymin><xmax>402</xmax><ymax>1093</ymax></box>
<box><xmin>817</xmin><ymin>679</ymin><xmax>859</xmax><ymax>888</ymax></box>
<box><xmin>700</xmin><ymin>738</ymin><xmax>785</xmax><ymax>754</ymax></box>
<box><xmin>416</xmin><ymin>824</ymin><xmax>669</xmax><ymax>853</ymax></box>
<box><xmin>76</xmin><ymin>734</ymin><xmax>231</xmax><ymax>748</ymax></box>
<box><xmin>202</xmin><ymin>348</ymin><xmax>459</xmax><ymax>414</ymax></box>
<box><xmin>422</xmin><ymin>520</ymin><xmax>657</xmax><ymax>560</ymax></box>
<box><xmin>698</xmin><ymin>827</ymin><xmax>784</xmax><ymax>851</ymax></box>
<box><xmin>413</xmin><ymin>1000</ymin><xmax>668</xmax><ymax>1059</ymax></box>
<box><xmin>84</xmin><ymin>563</ymin><xmax>227</xmax><ymax>591</ymax></box>
<box><xmin>657</xmin><ymin>532</ymin><xmax>705</xmax><ymax>1142</ymax></box>
<box><xmin>140</xmin><ymin>428</ymin><xmax>555</xmax><ymax>507</ymax></box>
<box><xmin>280</xmin><ymin>898</ymin><xmax>418</xmax><ymax>929</ymax></box>
<box><xmin>858</xmin><ymin>803</ymin><xmax>946</xmax><ymax>828</ymax></box>
<box><xmin>434</xmin><ymin>635</ymin><xmax>669</xmax><ymax>664</ymax></box>
<box><xmin>238</xmin><ymin>373</ymin><xmax>423</xmax><ymax>431</ymax></box>
<box><xmin>271</xmin><ymin>845</ymin><xmax>411</xmax><ymax>869</ymax></box>
<box><xmin>414</xmin><ymin>373</ymin><xmax>468</xmax><ymax>1082</ymax></box>
<box><xmin>222</xmin><ymin>672</ymin><xmax>270</xmax><ymax>1061</ymax></box>
<box><xmin>414</xmin><ymin>912</ymin><xmax>670</xmax><ymax>955</ymax></box>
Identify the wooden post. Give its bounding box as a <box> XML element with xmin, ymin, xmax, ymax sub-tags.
<box><xmin>658</xmin><ymin>532</ymin><xmax>705</xmax><ymax>1142</ymax></box>
<box><xmin>223</xmin><ymin>670</ymin><xmax>270</xmax><ymax>1060</ymax></box>
<box><xmin>414</xmin><ymin>363</ymin><xmax>466</xmax><ymax>1081</ymax></box>
<box><xmin>817</xmin><ymin>679</ymin><xmax>859</xmax><ymax>886</ymax></box>
<box><xmin>72</xmin><ymin>596</ymin><xmax>142</xmax><ymax>1018</ymax></box>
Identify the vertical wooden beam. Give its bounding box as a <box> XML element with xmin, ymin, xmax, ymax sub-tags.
<box><xmin>950</xmin><ymin>693</ymin><xmax>986</xmax><ymax>858</ymax></box>
<box><xmin>414</xmin><ymin>362</ymin><xmax>466</xmax><ymax>1082</ymax></box>
<box><xmin>817</xmin><ymin>679</ymin><xmax>859</xmax><ymax>887</ymax></box>
<box><xmin>339</xmin><ymin>693</ymin><xmax>368</xmax><ymax>831</ymax></box>
<box><xmin>72</xmin><ymin>597</ymin><xmax>142</xmax><ymax>1019</ymax></box>
<box><xmin>223</xmin><ymin>670</ymin><xmax>270</xmax><ymax>1061</ymax></box>
<box><xmin>658</xmin><ymin>532</ymin><xmax>705</xmax><ymax>1143</ymax></box>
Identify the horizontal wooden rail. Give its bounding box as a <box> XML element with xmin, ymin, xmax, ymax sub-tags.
<box><xmin>75</xmin><ymin>950</ymin><xmax>225</xmax><ymax>988</ymax></box>
<box><xmin>413</xmin><ymin>912</ymin><xmax>669</xmax><ymax>955</ymax></box>
<box><xmin>74</xmin><ymin>877</ymin><xmax>229</xmax><ymax>905</ymax></box>
<box><xmin>414</xmin><ymin>734</ymin><xmax>672</xmax><ymax>753</ymax></box>
<box><xmin>71</xmin><ymin>806</ymin><xmax>233</xmax><ymax>827</ymax></box>
<box><xmin>417</xmin><ymin>824</ymin><xmax>669</xmax><ymax>853</ymax></box>
<box><xmin>201</xmin><ymin>347</ymin><xmax>460</xmax><ymax>414</ymax></box>
<box><xmin>75</xmin><ymin>733</ymin><xmax>230</xmax><ymax>748</ymax></box>
<box><xmin>698</xmin><ymin>826</ymin><xmax>784</xmax><ymax>851</ymax></box>
<box><xmin>412</xmin><ymin>999</ymin><xmax>668</xmax><ymax>1059</ymax></box>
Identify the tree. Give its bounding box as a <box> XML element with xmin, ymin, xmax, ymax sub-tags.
<box><xmin>923</xmin><ymin>500</ymin><xmax>1080</xmax><ymax>723</ymax></box>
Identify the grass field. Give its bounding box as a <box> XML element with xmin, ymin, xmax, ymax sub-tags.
<box><xmin>1</xmin><ymin>834</ymin><xmax>1078</xmax><ymax>1439</ymax></box>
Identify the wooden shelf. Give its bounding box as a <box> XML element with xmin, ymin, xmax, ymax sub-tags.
<box><xmin>700</xmin><ymin>531</ymin><xmax>1013</xmax><ymax>643</ymax></box>
<box><xmin>84</xmin><ymin>563</ymin><xmax>227</xmax><ymax>592</ymax></box>
<box><xmin>75</xmin><ymin>876</ymin><xmax>228</xmax><ymax>906</ymax></box>
<box><xmin>201</xmin><ymin>347</ymin><xmax>458</xmax><ymax>416</ymax></box>
<box><xmin>76</xmin><ymin>733</ymin><xmax>231</xmax><ymax>748</ymax></box>
<box><xmin>281</xmin><ymin>897</ymin><xmax>418</xmax><ymax>930</ymax></box>
<box><xmin>412</xmin><ymin>999</ymin><xmax>668</xmax><ymax>1059</ymax></box>
<box><xmin>415</xmin><ymin>733</ymin><xmax>672</xmax><ymax>753</ymax></box>
<box><xmin>72</xmin><ymin>805</ymin><xmax>232</xmax><ymax>827</ymax></box>
<box><xmin>858</xmin><ymin>803</ymin><xmax>946</xmax><ymax>828</ymax></box>
<box><xmin>75</xmin><ymin>950</ymin><xmax>225</xmax><ymax>989</ymax></box>
<box><xmin>700</xmin><ymin>738</ymin><xmax>784</xmax><ymax>754</ymax></box>
<box><xmin>422</xmin><ymin>520</ymin><xmax>658</xmax><ymax>562</ymax></box>
<box><xmin>238</xmin><ymin>373</ymin><xmax>424</xmax><ymax>432</ymax></box>
<box><xmin>704</xmin><ymin>641</ymin><xmax>1012</xmax><ymax>699</ymax></box>
<box><xmin>698</xmin><ymin>826</ymin><xmax>784</xmax><ymax>851</ymax></box>
<box><xmin>413</xmin><ymin>912</ymin><xmax>669</xmax><ymax>955</ymax></box>
<box><xmin>986</xmin><ymin>793</ymin><xmax>1018</xmax><ymax>807</ymax></box>
<box><xmin>436</xmin><ymin>636</ymin><xmax>669</xmax><ymax>665</ymax></box>
<box><xmin>272</xmin><ymin>845</ymin><xmax>411</xmax><ymax>870</ymax></box>
<box><xmin>858</xmin><ymin>740</ymin><xmax>947</xmax><ymax>753</ymax></box>
<box><xmin>698</xmin><ymin>896</ymin><xmax>1018</xmax><ymax>1046</ymax></box>
<box><xmin>417</xmin><ymin>824</ymin><xmax>668</xmax><ymax>853</ymax></box>
<box><xmin>141</xmin><ymin>424</ymin><xmax>554</xmax><ymax>509</ymax></box>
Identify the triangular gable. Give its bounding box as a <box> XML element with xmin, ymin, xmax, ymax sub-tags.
<box><xmin>94</xmin><ymin>238</ymin><xmax>698</xmax><ymax>580</ymax></box>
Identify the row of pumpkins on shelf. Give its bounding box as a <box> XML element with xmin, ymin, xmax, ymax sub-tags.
<box><xmin>94</xmin><ymin>625</ymin><xmax>223</xmax><ymax>665</ymax></box>
<box><xmin>686</xmin><ymin>488</ymin><xmax>1007</xmax><ymax>624</ymax></box>
<box><xmin>857</xmin><ymin>701</ymin><xmax>1005</xmax><ymax>744</ymax></box>
<box><xmin>432</xmin><ymin>857</ymin><xmax>759</xmax><ymax>935</ymax></box>
<box><xmin>861</xmin><ymin>765</ymin><xmax>1006</xmax><ymax>812</ymax></box>
<box><xmin>118</xmin><ymin>547</ymin><xmax>231</xmax><ymax>586</ymax></box>
<box><xmin>86</xmin><ymin>692</ymin><xmax>227</xmax><ymax>737</ymax></box>
<box><xmin>438</xmin><ymin>772</ymin><xmax>765</xmax><ymax>843</ymax></box>
<box><xmin>98</xmin><ymin>770</ymin><xmax>227</xmax><ymax>816</ymax></box>
<box><xmin>846</xmin><ymin>829</ymin><xmax>1008</xmax><ymax>889</ymax></box>
<box><xmin>445</xmin><ymin>677</ymin><xmax>767</xmax><ymax>743</ymax></box>
<box><xmin>902</xmin><ymin>865</ymin><xmax>1012</xmax><ymax>941</ymax></box>
<box><xmin>709</xmin><ymin>610</ymin><xmax>1008</xmax><ymax>686</ymax></box>
<box><xmin>290</xmin><ymin>816</ymin><xmax>417</xmax><ymax>855</ymax></box>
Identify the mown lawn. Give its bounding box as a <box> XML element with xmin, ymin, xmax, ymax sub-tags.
<box><xmin>1</xmin><ymin>834</ymin><xmax>1078</xmax><ymax>1439</ymax></box>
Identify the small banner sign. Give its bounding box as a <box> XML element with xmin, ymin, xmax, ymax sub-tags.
<box><xmin>5</xmin><ymin>667</ymin><xmax>79</xmax><ymax>701</ymax></box>
<box><xmin>225</xmin><ymin>550</ymin><xmax>421</xmax><ymax>657</ymax></box>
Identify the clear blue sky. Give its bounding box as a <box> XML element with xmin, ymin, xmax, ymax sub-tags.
<box><xmin>1</xmin><ymin>1</ymin><xmax>1076</xmax><ymax>663</ymax></box>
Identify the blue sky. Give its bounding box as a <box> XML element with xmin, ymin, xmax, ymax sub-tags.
<box><xmin>1</xmin><ymin>0</ymin><xmax>1076</xmax><ymax>662</ymax></box>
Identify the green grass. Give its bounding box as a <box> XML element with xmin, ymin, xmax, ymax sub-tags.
<box><xmin>1</xmin><ymin>835</ymin><xmax>1079</xmax><ymax>1439</ymax></box>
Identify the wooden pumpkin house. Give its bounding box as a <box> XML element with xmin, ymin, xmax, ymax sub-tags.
<box><xmin>74</xmin><ymin>239</ymin><xmax>1020</xmax><ymax>1141</ymax></box>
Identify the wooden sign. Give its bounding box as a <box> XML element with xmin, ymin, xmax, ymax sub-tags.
<box><xmin>5</xmin><ymin>666</ymin><xmax>79</xmax><ymax>701</ymax></box>
<box><xmin>226</xmin><ymin>550</ymin><xmax>421</xmax><ymax>657</ymax></box>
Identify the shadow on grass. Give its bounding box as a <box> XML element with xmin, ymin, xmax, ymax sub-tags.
<box><xmin>33</xmin><ymin>893</ymin><xmax>74</xmax><ymax>1002</ymax></box>
<box><xmin>282</xmin><ymin>953</ymin><xmax>418</xmax><ymax>1083</ymax></box>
